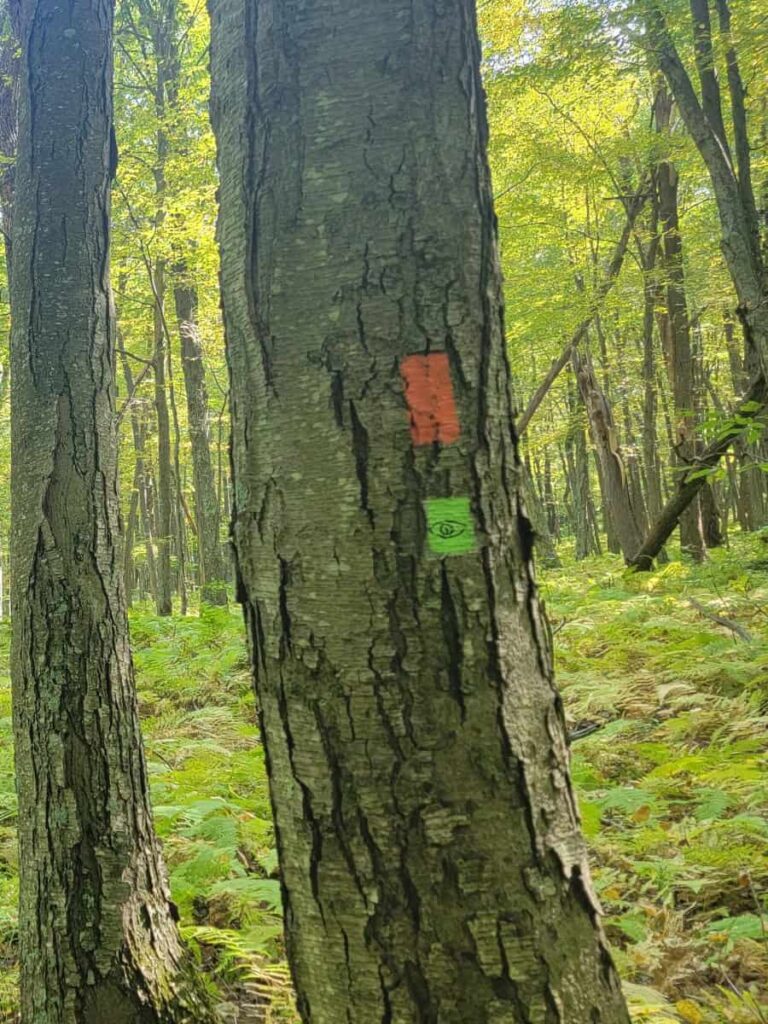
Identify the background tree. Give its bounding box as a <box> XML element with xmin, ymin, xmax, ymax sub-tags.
<box><xmin>9</xmin><ymin>0</ymin><xmax>214</xmax><ymax>1018</ymax></box>
<box><xmin>113</xmin><ymin>0</ymin><xmax>228</xmax><ymax>612</ymax></box>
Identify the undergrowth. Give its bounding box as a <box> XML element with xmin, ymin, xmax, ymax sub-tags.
<box><xmin>542</xmin><ymin>534</ymin><xmax>768</xmax><ymax>1024</ymax></box>
<box><xmin>0</xmin><ymin>534</ymin><xmax>764</xmax><ymax>1022</ymax></box>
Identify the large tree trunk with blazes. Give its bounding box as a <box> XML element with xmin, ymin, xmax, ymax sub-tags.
<box><xmin>174</xmin><ymin>279</ymin><xmax>228</xmax><ymax>605</ymax></box>
<box><xmin>210</xmin><ymin>1</ymin><xmax>630</xmax><ymax>1022</ymax></box>
<box><xmin>9</xmin><ymin>1</ymin><xmax>215</xmax><ymax>1020</ymax></box>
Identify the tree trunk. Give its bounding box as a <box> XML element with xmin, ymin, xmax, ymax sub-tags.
<box><xmin>543</xmin><ymin>446</ymin><xmax>559</xmax><ymax>539</ymax></box>
<box><xmin>573</xmin><ymin>350</ymin><xmax>645</xmax><ymax>560</ymax></box>
<box><xmin>565</xmin><ymin>376</ymin><xmax>597</xmax><ymax>559</ymax></box>
<box><xmin>637</xmin><ymin>212</ymin><xmax>664</xmax><ymax>523</ymax></box>
<box><xmin>124</xmin><ymin>463</ymin><xmax>140</xmax><ymax>607</ymax></box>
<box><xmin>9</xmin><ymin>1</ymin><xmax>215</xmax><ymax>1019</ymax></box>
<box><xmin>174</xmin><ymin>280</ymin><xmax>228</xmax><ymax>605</ymax></box>
<box><xmin>655</xmin><ymin>85</ymin><xmax>705</xmax><ymax>560</ymax></box>
<box><xmin>0</xmin><ymin>0</ymin><xmax>19</xmax><ymax>282</ymax></box>
<box><xmin>119</xmin><ymin>346</ymin><xmax>160</xmax><ymax>606</ymax></box>
<box><xmin>520</xmin><ymin>459</ymin><xmax>561</xmax><ymax>568</ymax></box>
<box><xmin>619</xmin><ymin>384</ymin><xmax>649</xmax><ymax>537</ymax></box>
<box><xmin>649</xmin><ymin>4</ymin><xmax>768</xmax><ymax>375</ymax></box>
<box><xmin>153</xmin><ymin>259</ymin><xmax>175</xmax><ymax>615</ymax></box>
<box><xmin>165</xmin><ymin>324</ymin><xmax>189</xmax><ymax>615</ymax></box>
<box><xmin>210</xmin><ymin>0</ymin><xmax>630</xmax><ymax>1021</ymax></box>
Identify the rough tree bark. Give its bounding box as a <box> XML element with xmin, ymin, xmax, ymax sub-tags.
<box><xmin>174</xmin><ymin>280</ymin><xmax>228</xmax><ymax>605</ymax></box>
<box><xmin>9</xmin><ymin>0</ymin><xmax>216</xmax><ymax>1020</ymax></box>
<box><xmin>210</xmin><ymin>1</ymin><xmax>630</xmax><ymax>1021</ymax></box>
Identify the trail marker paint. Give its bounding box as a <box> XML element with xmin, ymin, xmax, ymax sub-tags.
<box><xmin>425</xmin><ymin>497</ymin><xmax>476</xmax><ymax>555</ymax></box>
<box><xmin>400</xmin><ymin>353</ymin><xmax>460</xmax><ymax>447</ymax></box>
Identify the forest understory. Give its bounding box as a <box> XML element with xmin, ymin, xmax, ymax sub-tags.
<box><xmin>0</xmin><ymin>535</ymin><xmax>764</xmax><ymax>1024</ymax></box>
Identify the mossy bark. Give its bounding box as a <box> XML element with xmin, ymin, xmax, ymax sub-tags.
<box><xmin>10</xmin><ymin>1</ymin><xmax>215</xmax><ymax>1020</ymax></box>
<box><xmin>210</xmin><ymin>0</ymin><xmax>631</xmax><ymax>1021</ymax></box>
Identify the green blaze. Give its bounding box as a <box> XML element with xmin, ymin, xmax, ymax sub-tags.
<box><xmin>425</xmin><ymin>497</ymin><xmax>477</xmax><ymax>555</ymax></box>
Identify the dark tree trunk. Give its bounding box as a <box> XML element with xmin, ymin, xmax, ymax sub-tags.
<box><xmin>649</xmin><ymin>5</ymin><xmax>768</xmax><ymax>376</ymax></box>
<box><xmin>565</xmin><ymin>376</ymin><xmax>597</xmax><ymax>559</ymax></box>
<box><xmin>655</xmin><ymin>85</ymin><xmax>705</xmax><ymax>560</ymax></box>
<box><xmin>174</xmin><ymin>280</ymin><xmax>228</xmax><ymax>605</ymax></box>
<box><xmin>210</xmin><ymin>0</ymin><xmax>630</xmax><ymax>1021</ymax></box>
<box><xmin>9</xmin><ymin>1</ymin><xmax>215</xmax><ymax>1019</ymax></box>
<box><xmin>637</xmin><ymin>209</ymin><xmax>664</xmax><ymax>522</ymax></box>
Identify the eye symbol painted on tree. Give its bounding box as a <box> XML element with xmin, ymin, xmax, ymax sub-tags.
<box><xmin>424</xmin><ymin>498</ymin><xmax>476</xmax><ymax>555</ymax></box>
<box><xmin>429</xmin><ymin>519</ymin><xmax>467</xmax><ymax>541</ymax></box>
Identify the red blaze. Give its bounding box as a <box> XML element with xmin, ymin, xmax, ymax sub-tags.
<box><xmin>400</xmin><ymin>352</ymin><xmax>461</xmax><ymax>447</ymax></box>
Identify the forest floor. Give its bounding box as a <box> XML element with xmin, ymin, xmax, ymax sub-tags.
<box><xmin>0</xmin><ymin>534</ymin><xmax>766</xmax><ymax>1023</ymax></box>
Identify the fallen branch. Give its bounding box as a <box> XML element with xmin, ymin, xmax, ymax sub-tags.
<box><xmin>629</xmin><ymin>373</ymin><xmax>768</xmax><ymax>570</ymax></box>
<box><xmin>688</xmin><ymin>597</ymin><xmax>752</xmax><ymax>642</ymax></box>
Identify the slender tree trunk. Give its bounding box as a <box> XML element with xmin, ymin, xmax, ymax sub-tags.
<box><xmin>9</xmin><ymin>1</ymin><xmax>215</xmax><ymax>1019</ymax></box>
<box><xmin>637</xmin><ymin>216</ymin><xmax>664</xmax><ymax>522</ymax></box>
<box><xmin>565</xmin><ymin>376</ymin><xmax>596</xmax><ymax>558</ymax></box>
<box><xmin>124</xmin><ymin>464</ymin><xmax>140</xmax><ymax>607</ymax></box>
<box><xmin>619</xmin><ymin>385</ymin><xmax>649</xmax><ymax>536</ymax></box>
<box><xmin>649</xmin><ymin>4</ymin><xmax>768</xmax><ymax>374</ymax></box>
<box><xmin>153</xmin><ymin>259</ymin><xmax>175</xmax><ymax>615</ymax></box>
<box><xmin>573</xmin><ymin>350</ymin><xmax>644</xmax><ymax>560</ymax></box>
<box><xmin>174</xmin><ymin>280</ymin><xmax>228</xmax><ymax>605</ymax></box>
<box><xmin>520</xmin><ymin>459</ymin><xmax>561</xmax><ymax>568</ymax></box>
<box><xmin>0</xmin><ymin>1</ymin><xmax>19</xmax><ymax>282</ymax></box>
<box><xmin>655</xmin><ymin>86</ymin><xmax>705</xmax><ymax>559</ymax></box>
<box><xmin>120</xmin><ymin>346</ymin><xmax>160</xmax><ymax>605</ymax></box>
<box><xmin>210</xmin><ymin>0</ymin><xmax>630</xmax><ymax>1020</ymax></box>
<box><xmin>543</xmin><ymin>447</ymin><xmax>559</xmax><ymax>539</ymax></box>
